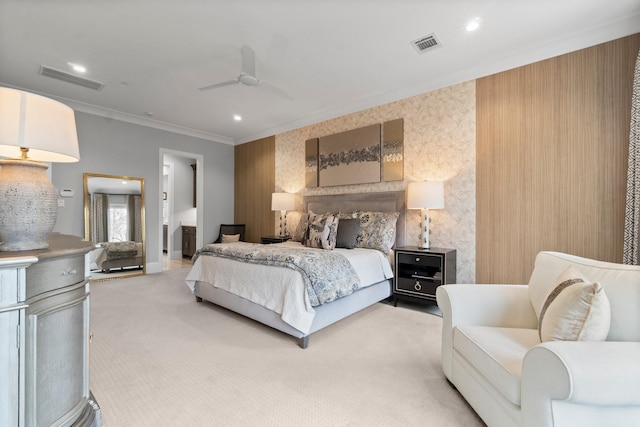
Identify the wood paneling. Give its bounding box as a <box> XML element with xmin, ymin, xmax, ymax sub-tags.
<box><xmin>477</xmin><ymin>34</ymin><xmax>640</xmax><ymax>283</ymax></box>
<box><xmin>234</xmin><ymin>136</ymin><xmax>275</xmax><ymax>243</ymax></box>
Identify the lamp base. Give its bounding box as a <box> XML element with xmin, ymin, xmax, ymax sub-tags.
<box><xmin>418</xmin><ymin>207</ymin><xmax>431</xmax><ymax>249</ymax></box>
<box><xmin>0</xmin><ymin>159</ymin><xmax>57</xmax><ymax>251</ymax></box>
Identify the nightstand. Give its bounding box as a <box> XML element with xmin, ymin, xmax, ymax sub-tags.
<box><xmin>261</xmin><ymin>236</ymin><xmax>291</xmax><ymax>244</ymax></box>
<box><xmin>393</xmin><ymin>247</ymin><xmax>456</xmax><ymax>306</ymax></box>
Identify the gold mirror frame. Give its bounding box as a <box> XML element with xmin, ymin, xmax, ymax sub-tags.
<box><xmin>84</xmin><ymin>173</ymin><xmax>146</xmax><ymax>282</ymax></box>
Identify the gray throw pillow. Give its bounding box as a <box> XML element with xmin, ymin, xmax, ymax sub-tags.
<box><xmin>335</xmin><ymin>218</ymin><xmax>360</xmax><ymax>249</ymax></box>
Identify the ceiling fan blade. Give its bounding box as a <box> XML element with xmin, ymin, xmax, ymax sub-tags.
<box><xmin>241</xmin><ymin>45</ymin><xmax>256</xmax><ymax>77</ymax></box>
<box><xmin>198</xmin><ymin>79</ymin><xmax>239</xmax><ymax>91</ymax></box>
<box><xmin>259</xmin><ymin>80</ymin><xmax>294</xmax><ymax>101</ymax></box>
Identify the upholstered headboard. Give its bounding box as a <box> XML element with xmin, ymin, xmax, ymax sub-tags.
<box><xmin>303</xmin><ymin>191</ymin><xmax>406</xmax><ymax>248</ymax></box>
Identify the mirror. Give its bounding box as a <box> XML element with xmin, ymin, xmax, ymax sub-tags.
<box><xmin>84</xmin><ymin>173</ymin><xmax>145</xmax><ymax>282</ymax></box>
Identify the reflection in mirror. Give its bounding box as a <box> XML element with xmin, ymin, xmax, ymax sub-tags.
<box><xmin>84</xmin><ymin>173</ymin><xmax>145</xmax><ymax>282</ymax></box>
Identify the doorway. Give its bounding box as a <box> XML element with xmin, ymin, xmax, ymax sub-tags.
<box><xmin>159</xmin><ymin>149</ymin><xmax>204</xmax><ymax>271</ymax></box>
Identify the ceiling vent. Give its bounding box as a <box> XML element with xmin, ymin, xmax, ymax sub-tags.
<box><xmin>39</xmin><ymin>65</ymin><xmax>105</xmax><ymax>91</ymax></box>
<box><xmin>411</xmin><ymin>33</ymin><xmax>441</xmax><ymax>54</ymax></box>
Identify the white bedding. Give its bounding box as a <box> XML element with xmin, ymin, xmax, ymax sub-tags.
<box><xmin>184</xmin><ymin>242</ymin><xmax>393</xmax><ymax>334</ymax></box>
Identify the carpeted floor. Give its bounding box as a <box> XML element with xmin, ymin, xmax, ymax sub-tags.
<box><xmin>89</xmin><ymin>269</ymin><xmax>484</xmax><ymax>426</ymax></box>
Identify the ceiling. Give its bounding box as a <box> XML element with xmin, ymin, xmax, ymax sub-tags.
<box><xmin>1</xmin><ymin>1</ymin><xmax>639</xmax><ymax>146</ymax></box>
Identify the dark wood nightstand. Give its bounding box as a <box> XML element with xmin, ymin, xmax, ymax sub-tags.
<box><xmin>393</xmin><ymin>246</ymin><xmax>456</xmax><ymax>306</ymax></box>
<box><xmin>261</xmin><ymin>236</ymin><xmax>291</xmax><ymax>244</ymax></box>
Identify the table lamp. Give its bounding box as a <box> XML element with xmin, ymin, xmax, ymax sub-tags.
<box><xmin>0</xmin><ymin>87</ymin><xmax>80</xmax><ymax>251</ymax></box>
<box><xmin>407</xmin><ymin>181</ymin><xmax>444</xmax><ymax>249</ymax></box>
<box><xmin>271</xmin><ymin>192</ymin><xmax>295</xmax><ymax>237</ymax></box>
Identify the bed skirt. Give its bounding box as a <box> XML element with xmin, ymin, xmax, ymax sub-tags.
<box><xmin>194</xmin><ymin>279</ymin><xmax>391</xmax><ymax>348</ymax></box>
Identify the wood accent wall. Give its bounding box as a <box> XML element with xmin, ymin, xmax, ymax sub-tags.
<box><xmin>477</xmin><ymin>34</ymin><xmax>640</xmax><ymax>284</ymax></box>
<box><xmin>234</xmin><ymin>136</ymin><xmax>275</xmax><ymax>243</ymax></box>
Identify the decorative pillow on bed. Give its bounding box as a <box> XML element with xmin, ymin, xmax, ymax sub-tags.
<box><xmin>304</xmin><ymin>212</ymin><xmax>339</xmax><ymax>250</ymax></box>
<box><xmin>353</xmin><ymin>211</ymin><xmax>399</xmax><ymax>255</ymax></box>
<box><xmin>538</xmin><ymin>266</ymin><xmax>611</xmax><ymax>342</ymax></box>
<box><xmin>335</xmin><ymin>218</ymin><xmax>360</xmax><ymax>249</ymax></box>
<box><xmin>293</xmin><ymin>212</ymin><xmax>309</xmax><ymax>242</ymax></box>
<box><xmin>221</xmin><ymin>234</ymin><xmax>240</xmax><ymax>243</ymax></box>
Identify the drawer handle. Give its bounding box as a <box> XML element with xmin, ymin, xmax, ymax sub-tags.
<box><xmin>61</xmin><ymin>269</ymin><xmax>77</xmax><ymax>276</ymax></box>
<box><xmin>415</xmin><ymin>257</ymin><xmax>421</xmax><ymax>262</ymax></box>
<box><xmin>414</xmin><ymin>281</ymin><xmax>422</xmax><ymax>291</ymax></box>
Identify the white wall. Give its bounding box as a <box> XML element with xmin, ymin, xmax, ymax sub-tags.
<box><xmin>52</xmin><ymin>111</ymin><xmax>234</xmax><ymax>270</ymax></box>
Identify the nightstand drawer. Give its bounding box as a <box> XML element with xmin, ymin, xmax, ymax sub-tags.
<box><xmin>397</xmin><ymin>252</ymin><xmax>441</xmax><ymax>268</ymax></box>
<box><xmin>395</xmin><ymin>276</ymin><xmax>439</xmax><ymax>298</ymax></box>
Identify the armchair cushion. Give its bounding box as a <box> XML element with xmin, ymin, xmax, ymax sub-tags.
<box><xmin>538</xmin><ymin>267</ymin><xmax>610</xmax><ymax>342</ymax></box>
<box><xmin>455</xmin><ymin>326</ymin><xmax>540</xmax><ymax>405</ymax></box>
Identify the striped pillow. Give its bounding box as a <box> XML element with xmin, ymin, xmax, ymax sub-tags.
<box><xmin>538</xmin><ymin>266</ymin><xmax>610</xmax><ymax>342</ymax></box>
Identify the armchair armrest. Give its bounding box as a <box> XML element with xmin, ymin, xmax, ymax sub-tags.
<box><xmin>436</xmin><ymin>284</ymin><xmax>538</xmax><ymax>380</ymax></box>
<box><xmin>522</xmin><ymin>341</ymin><xmax>640</xmax><ymax>427</ymax></box>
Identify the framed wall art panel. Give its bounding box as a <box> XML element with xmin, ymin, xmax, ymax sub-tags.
<box><xmin>318</xmin><ymin>124</ymin><xmax>381</xmax><ymax>187</ymax></box>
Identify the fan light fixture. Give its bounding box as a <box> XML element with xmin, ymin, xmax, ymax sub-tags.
<box><xmin>0</xmin><ymin>87</ymin><xmax>80</xmax><ymax>251</ymax></box>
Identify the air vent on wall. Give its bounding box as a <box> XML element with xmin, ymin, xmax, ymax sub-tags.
<box><xmin>411</xmin><ymin>33</ymin><xmax>441</xmax><ymax>54</ymax></box>
<box><xmin>39</xmin><ymin>65</ymin><xmax>105</xmax><ymax>91</ymax></box>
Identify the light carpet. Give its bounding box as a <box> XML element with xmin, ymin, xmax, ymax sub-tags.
<box><xmin>89</xmin><ymin>268</ymin><xmax>484</xmax><ymax>426</ymax></box>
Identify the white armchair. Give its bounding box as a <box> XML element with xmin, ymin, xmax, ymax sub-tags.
<box><xmin>436</xmin><ymin>251</ymin><xmax>640</xmax><ymax>427</ymax></box>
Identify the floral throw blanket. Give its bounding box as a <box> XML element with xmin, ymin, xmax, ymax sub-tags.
<box><xmin>194</xmin><ymin>243</ymin><xmax>361</xmax><ymax>306</ymax></box>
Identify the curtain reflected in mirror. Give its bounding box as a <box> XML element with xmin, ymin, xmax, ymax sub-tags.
<box><xmin>84</xmin><ymin>173</ymin><xmax>145</xmax><ymax>281</ymax></box>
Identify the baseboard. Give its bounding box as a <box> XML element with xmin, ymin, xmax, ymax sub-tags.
<box><xmin>146</xmin><ymin>261</ymin><xmax>162</xmax><ymax>274</ymax></box>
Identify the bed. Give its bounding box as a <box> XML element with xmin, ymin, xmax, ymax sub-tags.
<box><xmin>90</xmin><ymin>241</ymin><xmax>144</xmax><ymax>273</ymax></box>
<box><xmin>184</xmin><ymin>191</ymin><xmax>406</xmax><ymax>348</ymax></box>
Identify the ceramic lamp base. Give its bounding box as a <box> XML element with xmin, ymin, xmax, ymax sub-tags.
<box><xmin>419</xmin><ymin>207</ymin><xmax>431</xmax><ymax>249</ymax></box>
<box><xmin>0</xmin><ymin>159</ymin><xmax>57</xmax><ymax>251</ymax></box>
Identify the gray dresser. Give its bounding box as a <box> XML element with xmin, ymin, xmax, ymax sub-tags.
<box><xmin>0</xmin><ymin>233</ymin><xmax>100</xmax><ymax>427</ymax></box>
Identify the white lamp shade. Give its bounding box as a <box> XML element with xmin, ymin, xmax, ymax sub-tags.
<box><xmin>407</xmin><ymin>181</ymin><xmax>444</xmax><ymax>209</ymax></box>
<box><xmin>0</xmin><ymin>87</ymin><xmax>80</xmax><ymax>162</ymax></box>
<box><xmin>271</xmin><ymin>192</ymin><xmax>296</xmax><ymax>211</ymax></box>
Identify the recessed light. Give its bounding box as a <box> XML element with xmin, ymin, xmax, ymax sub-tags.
<box><xmin>233</xmin><ymin>114</ymin><xmax>242</xmax><ymax>121</ymax></box>
<box><xmin>67</xmin><ymin>62</ymin><xmax>87</xmax><ymax>73</ymax></box>
<box><xmin>466</xmin><ymin>18</ymin><xmax>480</xmax><ymax>32</ymax></box>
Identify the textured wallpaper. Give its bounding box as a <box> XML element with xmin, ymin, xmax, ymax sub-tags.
<box><xmin>275</xmin><ymin>80</ymin><xmax>476</xmax><ymax>283</ymax></box>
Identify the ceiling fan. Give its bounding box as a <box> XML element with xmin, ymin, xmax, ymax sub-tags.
<box><xmin>199</xmin><ymin>45</ymin><xmax>294</xmax><ymax>101</ymax></box>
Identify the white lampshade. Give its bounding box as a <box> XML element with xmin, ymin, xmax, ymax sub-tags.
<box><xmin>271</xmin><ymin>192</ymin><xmax>296</xmax><ymax>211</ymax></box>
<box><xmin>0</xmin><ymin>87</ymin><xmax>80</xmax><ymax>162</ymax></box>
<box><xmin>407</xmin><ymin>181</ymin><xmax>444</xmax><ymax>209</ymax></box>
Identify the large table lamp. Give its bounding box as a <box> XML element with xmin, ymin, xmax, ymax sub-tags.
<box><xmin>0</xmin><ymin>87</ymin><xmax>80</xmax><ymax>251</ymax></box>
<box><xmin>407</xmin><ymin>181</ymin><xmax>444</xmax><ymax>249</ymax></box>
<box><xmin>271</xmin><ymin>192</ymin><xmax>295</xmax><ymax>237</ymax></box>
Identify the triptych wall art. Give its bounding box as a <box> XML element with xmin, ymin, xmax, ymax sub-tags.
<box><xmin>305</xmin><ymin>118</ymin><xmax>404</xmax><ymax>188</ymax></box>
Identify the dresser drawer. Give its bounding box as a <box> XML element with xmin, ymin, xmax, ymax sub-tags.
<box><xmin>26</xmin><ymin>255</ymin><xmax>85</xmax><ymax>299</ymax></box>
